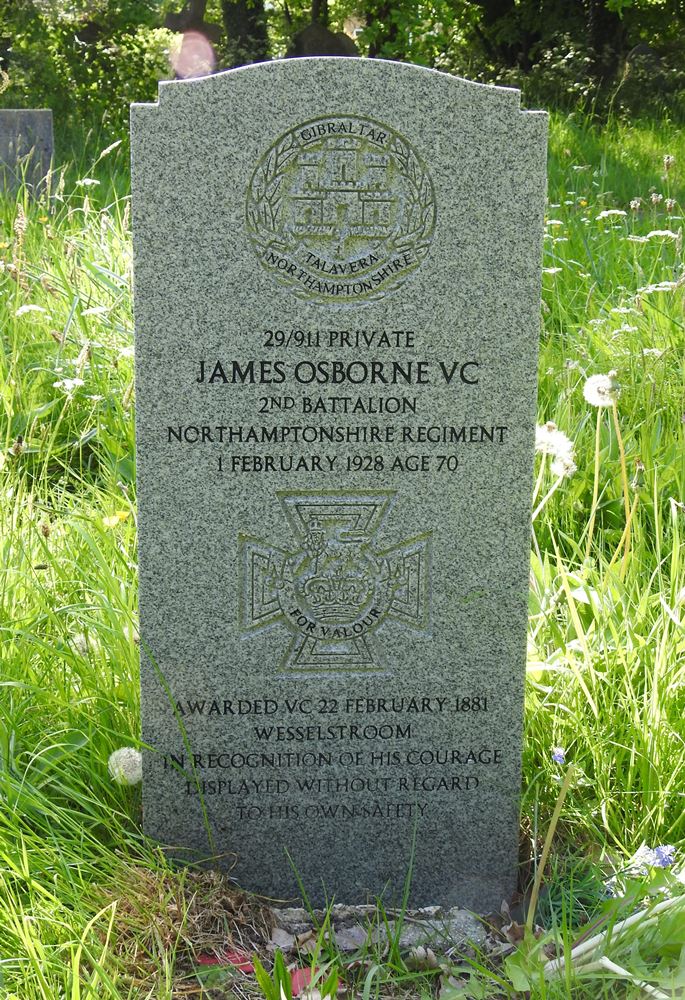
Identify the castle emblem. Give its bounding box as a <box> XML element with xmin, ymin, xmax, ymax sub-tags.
<box><xmin>245</xmin><ymin>116</ymin><xmax>436</xmax><ymax>303</ymax></box>
<box><xmin>239</xmin><ymin>492</ymin><xmax>431</xmax><ymax>674</ymax></box>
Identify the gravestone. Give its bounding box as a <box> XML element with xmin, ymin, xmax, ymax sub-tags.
<box><xmin>131</xmin><ymin>58</ymin><xmax>547</xmax><ymax>910</ymax></box>
<box><xmin>0</xmin><ymin>110</ymin><xmax>53</xmax><ymax>193</ymax></box>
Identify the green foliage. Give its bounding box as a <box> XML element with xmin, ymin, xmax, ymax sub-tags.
<box><xmin>0</xmin><ymin>0</ymin><xmax>174</xmax><ymax>140</ymax></box>
<box><xmin>1</xmin><ymin>112</ymin><xmax>685</xmax><ymax>999</ymax></box>
<box><xmin>253</xmin><ymin>951</ymin><xmax>293</xmax><ymax>999</ymax></box>
<box><xmin>3</xmin><ymin>0</ymin><xmax>685</xmax><ymax>138</ymax></box>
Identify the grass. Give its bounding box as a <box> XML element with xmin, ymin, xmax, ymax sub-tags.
<box><xmin>1</xmin><ymin>112</ymin><xmax>684</xmax><ymax>998</ymax></box>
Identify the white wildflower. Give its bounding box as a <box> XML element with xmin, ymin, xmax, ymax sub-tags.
<box><xmin>646</xmin><ymin>229</ymin><xmax>679</xmax><ymax>239</ymax></box>
<box><xmin>642</xmin><ymin>347</ymin><xmax>664</xmax><ymax>357</ymax></box>
<box><xmin>77</xmin><ymin>178</ymin><xmax>100</xmax><ymax>187</ymax></box>
<box><xmin>627</xmin><ymin>235</ymin><xmax>649</xmax><ymax>243</ymax></box>
<box><xmin>595</xmin><ymin>209</ymin><xmax>627</xmax><ymax>219</ymax></box>
<box><xmin>53</xmin><ymin>377</ymin><xmax>85</xmax><ymax>394</ymax></box>
<box><xmin>543</xmin><ymin>267</ymin><xmax>562</xmax><ymax>274</ymax></box>
<box><xmin>16</xmin><ymin>304</ymin><xmax>48</xmax><ymax>317</ymax></box>
<box><xmin>651</xmin><ymin>192</ymin><xmax>664</xmax><ymax>205</ymax></box>
<box><xmin>108</xmin><ymin>747</ymin><xmax>143</xmax><ymax>786</ymax></box>
<box><xmin>663</xmin><ymin>154</ymin><xmax>675</xmax><ymax>172</ymax></box>
<box><xmin>610</xmin><ymin>306</ymin><xmax>638</xmax><ymax>315</ymax></box>
<box><xmin>666</xmin><ymin>198</ymin><xmax>677</xmax><ymax>213</ymax></box>
<box><xmin>583</xmin><ymin>371</ymin><xmax>620</xmax><ymax>407</ymax></box>
<box><xmin>630</xmin><ymin>198</ymin><xmax>642</xmax><ymax>211</ymax></box>
<box><xmin>546</xmin><ymin>219</ymin><xmax>564</xmax><ymax>227</ymax></box>
<box><xmin>639</xmin><ymin>280</ymin><xmax>679</xmax><ymax>294</ymax></box>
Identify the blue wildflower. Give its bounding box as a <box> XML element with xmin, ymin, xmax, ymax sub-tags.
<box><xmin>551</xmin><ymin>747</ymin><xmax>566</xmax><ymax>764</ymax></box>
<box><xmin>652</xmin><ymin>845</ymin><xmax>676</xmax><ymax>868</ymax></box>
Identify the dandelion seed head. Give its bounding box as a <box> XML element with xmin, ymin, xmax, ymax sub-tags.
<box><xmin>71</xmin><ymin>632</ymin><xmax>89</xmax><ymax>656</ymax></box>
<box><xmin>583</xmin><ymin>371</ymin><xmax>620</xmax><ymax>407</ymax></box>
<box><xmin>551</xmin><ymin>453</ymin><xmax>577</xmax><ymax>479</ymax></box>
<box><xmin>108</xmin><ymin>747</ymin><xmax>143</xmax><ymax>786</ymax></box>
<box><xmin>535</xmin><ymin>422</ymin><xmax>574</xmax><ymax>459</ymax></box>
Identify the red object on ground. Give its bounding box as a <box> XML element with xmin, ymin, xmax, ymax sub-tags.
<box><xmin>196</xmin><ymin>948</ymin><xmax>255</xmax><ymax>972</ymax></box>
<box><xmin>291</xmin><ymin>966</ymin><xmax>315</xmax><ymax>996</ymax></box>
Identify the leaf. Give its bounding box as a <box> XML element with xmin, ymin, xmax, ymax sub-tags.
<box><xmin>504</xmin><ymin>954</ymin><xmax>531</xmax><ymax>993</ymax></box>
<box><xmin>196</xmin><ymin>947</ymin><xmax>254</xmax><ymax>972</ymax></box>
<box><xmin>253</xmin><ymin>955</ymin><xmax>279</xmax><ymax>1000</ymax></box>
<box><xmin>291</xmin><ymin>966</ymin><xmax>313</xmax><ymax>997</ymax></box>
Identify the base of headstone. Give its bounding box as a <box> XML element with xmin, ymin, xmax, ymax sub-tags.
<box><xmin>0</xmin><ymin>109</ymin><xmax>53</xmax><ymax>194</ymax></box>
<box><xmin>271</xmin><ymin>902</ymin><xmax>486</xmax><ymax>953</ymax></box>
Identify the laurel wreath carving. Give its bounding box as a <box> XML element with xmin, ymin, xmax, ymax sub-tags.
<box><xmin>386</xmin><ymin>135</ymin><xmax>435</xmax><ymax>258</ymax></box>
<box><xmin>246</xmin><ymin>132</ymin><xmax>300</xmax><ymax>254</ymax></box>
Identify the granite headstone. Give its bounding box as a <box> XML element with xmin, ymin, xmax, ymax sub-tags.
<box><xmin>0</xmin><ymin>110</ymin><xmax>53</xmax><ymax>193</ymax></box>
<box><xmin>131</xmin><ymin>58</ymin><xmax>547</xmax><ymax>910</ymax></box>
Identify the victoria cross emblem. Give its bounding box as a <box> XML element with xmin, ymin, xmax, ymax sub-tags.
<box><xmin>245</xmin><ymin>115</ymin><xmax>436</xmax><ymax>303</ymax></box>
<box><xmin>239</xmin><ymin>491</ymin><xmax>431</xmax><ymax>674</ymax></box>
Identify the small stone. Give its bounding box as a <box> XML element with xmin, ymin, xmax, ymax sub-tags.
<box><xmin>333</xmin><ymin>924</ymin><xmax>370</xmax><ymax>952</ymax></box>
<box><xmin>268</xmin><ymin>926</ymin><xmax>295</xmax><ymax>952</ymax></box>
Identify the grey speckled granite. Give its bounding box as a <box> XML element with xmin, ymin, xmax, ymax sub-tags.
<box><xmin>131</xmin><ymin>58</ymin><xmax>547</xmax><ymax>911</ymax></box>
<box><xmin>0</xmin><ymin>110</ymin><xmax>53</xmax><ymax>192</ymax></box>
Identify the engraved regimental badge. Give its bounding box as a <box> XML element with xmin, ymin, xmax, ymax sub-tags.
<box><xmin>245</xmin><ymin>116</ymin><xmax>436</xmax><ymax>303</ymax></box>
<box><xmin>239</xmin><ymin>492</ymin><xmax>431</xmax><ymax>674</ymax></box>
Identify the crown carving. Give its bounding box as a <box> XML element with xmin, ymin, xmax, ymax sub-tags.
<box><xmin>304</xmin><ymin>567</ymin><xmax>371</xmax><ymax>622</ymax></box>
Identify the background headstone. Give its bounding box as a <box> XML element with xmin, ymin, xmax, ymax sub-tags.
<box><xmin>0</xmin><ymin>109</ymin><xmax>53</xmax><ymax>193</ymax></box>
<box><xmin>131</xmin><ymin>58</ymin><xmax>547</xmax><ymax>910</ymax></box>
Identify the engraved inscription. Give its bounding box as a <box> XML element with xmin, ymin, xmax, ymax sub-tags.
<box><xmin>245</xmin><ymin>116</ymin><xmax>437</xmax><ymax>303</ymax></box>
<box><xmin>239</xmin><ymin>491</ymin><xmax>431</xmax><ymax>673</ymax></box>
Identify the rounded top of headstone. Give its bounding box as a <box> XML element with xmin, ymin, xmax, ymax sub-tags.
<box><xmin>143</xmin><ymin>58</ymin><xmax>528</xmax><ymax>114</ymax></box>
